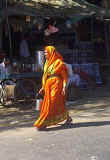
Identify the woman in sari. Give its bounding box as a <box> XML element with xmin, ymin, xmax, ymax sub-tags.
<box><xmin>34</xmin><ymin>46</ymin><xmax>72</xmax><ymax>130</ymax></box>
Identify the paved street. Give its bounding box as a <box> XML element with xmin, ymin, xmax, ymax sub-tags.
<box><xmin>0</xmin><ymin>116</ymin><xmax>110</xmax><ymax>160</ymax></box>
<box><xmin>0</xmin><ymin>86</ymin><xmax>110</xmax><ymax>160</ymax></box>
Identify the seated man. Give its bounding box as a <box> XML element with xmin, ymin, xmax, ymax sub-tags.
<box><xmin>78</xmin><ymin>69</ymin><xmax>96</xmax><ymax>90</ymax></box>
<box><xmin>67</xmin><ymin>72</ymin><xmax>80</xmax><ymax>87</ymax></box>
<box><xmin>65</xmin><ymin>63</ymin><xmax>80</xmax><ymax>87</ymax></box>
<box><xmin>65</xmin><ymin>63</ymin><xmax>81</xmax><ymax>101</ymax></box>
<box><xmin>73</xmin><ymin>66</ymin><xmax>96</xmax><ymax>97</ymax></box>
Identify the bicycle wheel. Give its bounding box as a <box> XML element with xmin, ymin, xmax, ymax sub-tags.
<box><xmin>0</xmin><ymin>87</ymin><xmax>8</xmax><ymax>106</ymax></box>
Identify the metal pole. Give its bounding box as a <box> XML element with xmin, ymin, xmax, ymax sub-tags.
<box><xmin>104</xmin><ymin>21</ymin><xmax>110</xmax><ymax>58</ymax></box>
<box><xmin>6</xmin><ymin>0</ymin><xmax>12</xmax><ymax>59</ymax></box>
<box><xmin>91</xmin><ymin>16</ymin><xmax>94</xmax><ymax>42</ymax></box>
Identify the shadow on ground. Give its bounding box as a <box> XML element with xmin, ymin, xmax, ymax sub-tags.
<box><xmin>0</xmin><ymin>86</ymin><xmax>110</xmax><ymax>133</ymax></box>
<box><xmin>0</xmin><ymin>120</ymin><xmax>110</xmax><ymax>133</ymax></box>
<box><xmin>44</xmin><ymin>120</ymin><xmax>110</xmax><ymax>131</ymax></box>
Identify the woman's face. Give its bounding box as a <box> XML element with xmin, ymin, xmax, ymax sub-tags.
<box><xmin>44</xmin><ymin>50</ymin><xmax>50</xmax><ymax>60</ymax></box>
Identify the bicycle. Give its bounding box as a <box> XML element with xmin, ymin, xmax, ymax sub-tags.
<box><xmin>0</xmin><ymin>77</ymin><xmax>41</xmax><ymax>107</ymax></box>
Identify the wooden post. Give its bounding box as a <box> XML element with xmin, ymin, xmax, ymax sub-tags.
<box><xmin>91</xmin><ymin>16</ymin><xmax>94</xmax><ymax>42</ymax></box>
<box><xmin>6</xmin><ymin>0</ymin><xmax>13</xmax><ymax>59</ymax></box>
<box><xmin>0</xmin><ymin>24</ymin><xmax>3</xmax><ymax>49</ymax></box>
<box><xmin>104</xmin><ymin>21</ymin><xmax>110</xmax><ymax>58</ymax></box>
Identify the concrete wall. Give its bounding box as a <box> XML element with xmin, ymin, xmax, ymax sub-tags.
<box><xmin>102</xmin><ymin>0</ymin><xmax>110</xmax><ymax>8</ymax></box>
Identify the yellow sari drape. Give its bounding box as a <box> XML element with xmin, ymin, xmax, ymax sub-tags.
<box><xmin>34</xmin><ymin>46</ymin><xmax>69</xmax><ymax>128</ymax></box>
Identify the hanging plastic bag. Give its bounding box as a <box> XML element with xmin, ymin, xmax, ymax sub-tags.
<box><xmin>48</xmin><ymin>25</ymin><xmax>59</xmax><ymax>33</ymax></box>
<box><xmin>44</xmin><ymin>28</ymin><xmax>51</xmax><ymax>36</ymax></box>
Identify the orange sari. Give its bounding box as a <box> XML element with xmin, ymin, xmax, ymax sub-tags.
<box><xmin>34</xmin><ymin>46</ymin><xmax>69</xmax><ymax>128</ymax></box>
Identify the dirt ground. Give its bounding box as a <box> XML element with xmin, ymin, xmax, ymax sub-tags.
<box><xmin>0</xmin><ymin>80</ymin><xmax>110</xmax><ymax>131</ymax></box>
<box><xmin>1</xmin><ymin>62</ymin><xmax>110</xmax><ymax>131</ymax></box>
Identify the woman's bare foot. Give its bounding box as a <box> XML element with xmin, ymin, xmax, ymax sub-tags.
<box><xmin>37</xmin><ymin>126</ymin><xmax>47</xmax><ymax>131</ymax></box>
<box><xmin>66</xmin><ymin>117</ymin><xmax>72</xmax><ymax>124</ymax></box>
<box><xmin>63</xmin><ymin>117</ymin><xmax>72</xmax><ymax>128</ymax></box>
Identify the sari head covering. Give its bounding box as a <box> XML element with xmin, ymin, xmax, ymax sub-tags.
<box><xmin>42</xmin><ymin>46</ymin><xmax>63</xmax><ymax>87</ymax></box>
<box><xmin>45</xmin><ymin>46</ymin><xmax>63</xmax><ymax>67</ymax></box>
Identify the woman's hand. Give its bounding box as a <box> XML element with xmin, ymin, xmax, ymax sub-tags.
<box><xmin>62</xmin><ymin>86</ymin><xmax>66</xmax><ymax>96</ymax></box>
<box><xmin>39</xmin><ymin>87</ymin><xmax>44</xmax><ymax>95</ymax></box>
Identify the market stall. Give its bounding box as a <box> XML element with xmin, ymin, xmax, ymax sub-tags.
<box><xmin>0</xmin><ymin>0</ymin><xmax>109</xmax><ymax>102</ymax></box>
<box><xmin>60</xmin><ymin>40</ymin><xmax>102</xmax><ymax>89</ymax></box>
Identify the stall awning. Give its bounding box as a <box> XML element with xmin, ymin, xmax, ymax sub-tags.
<box><xmin>0</xmin><ymin>0</ymin><xmax>110</xmax><ymax>23</ymax></box>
